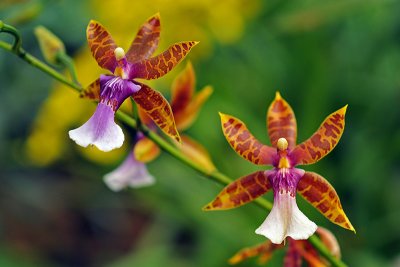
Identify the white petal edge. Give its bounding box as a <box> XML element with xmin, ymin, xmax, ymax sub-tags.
<box><xmin>255</xmin><ymin>192</ymin><xmax>317</xmax><ymax>244</ymax></box>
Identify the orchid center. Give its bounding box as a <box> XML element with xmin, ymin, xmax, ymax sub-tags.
<box><xmin>114</xmin><ymin>47</ymin><xmax>125</xmax><ymax>61</ymax></box>
<box><xmin>114</xmin><ymin>47</ymin><xmax>128</xmax><ymax>79</ymax></box>
<box><xmin>276</xmin><ymin>137</ymin><xmax>291</xmax><ymax>168</ymax></box>
<box><xmin>277</xmin><ymin>137</ymin><xmax>288</xmax><ymax>151</ymax></box>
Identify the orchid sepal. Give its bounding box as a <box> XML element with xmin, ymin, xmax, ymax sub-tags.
<box><xmin>126</xmin><ymin>13</ymin><xmax>160</xmax><ymax>63</ymax></box>
<box><xmin>86</xmin><ymin>20</ymin><xmax>117</xmax><ymax>73</ymax></box>
<box><xmin>132</xmin><ymin>82</ymin><xmax>181</xmax><ymax>143</ymax></box>
<box><xmin>203</xmin><ymin>170</ymin><xmax>271</xmax><ymax>210</ymax></box>
<box><xmin>267</xmin><ymin>91</ymin><xmax>297</xmax><ymax>149</ymax></box>
<box><xmin>220</xmin><ymin>112</ymin><xmax>276</xmax><ymax>165</ymax></box>
<box><xmin>129</xmin><ymin>41</ymin><xmax>199</xmax><ymax>80</ymax></box>
<box><xmin>291</xmin><ymin>105</ymin><xmax>347</xmax><ymax>165</ymax></box>
<box><xmin>297</xmin><ymin>171</ymin><xmax>355</xmax><ymax>232</ymax></box>
<box><xmin>80</xmin><ymin>78</ymin><xmax>101</xmax><ymax>100</ymax></box>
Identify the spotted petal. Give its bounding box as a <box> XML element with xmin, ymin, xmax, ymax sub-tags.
<box><xmin>220</xmin><ymin>113</ymin><xmax>276</xmax><ymax>165</ymax></box>
<box><xmin>126</xmin><ymin>13</ymin><xmax>160</xmax><ymax>63</ymax></box>
<box><xmin>267</xmin><ymin>92</ymin><xmax>297</xmax><ymax>149</ymax></box>
<box><xmin>297</xmin><ymin>171</ymin><xmax>355</xmax><ymax>232</ymax></box>
<box><xmin>171</xmin><ymin>61</ymin><xmax>195</xmax><ymax>116</ymax></box>
<box><xmin>291</xmin><ymin>105</ymin><xmax>347</xmax><ymax>165</ymax></box>
<box><xmin>228</xmin><ymin>241</ymin><xmax>282</xmax><ymax>265</ymax></box>
<box><xmin>203</xmin><ymin>171</ymin><xmax>271</xmax><ymax>210</ymax></box>
<box><xmin>133</xmin><ymin>137</ymin><xmax>160</xmax><ymax>163</ymax></box>
<box><xmin>87</xmin><ymin>20</ymin><xmax>117</xmax><ymax>73</ymax></box>
<box><xmin>80</xmin><ymin>78</ymin><xmax>101</xmax><ymax>100</ymax></box>
<box><xmin>129</xmin><ymin>41</ymin><xmax>199</xmax><ymax>80</ymax></box>
<box><xmin>132</xmin><ymin>83</ymin><xmax>180</xmax><ymax>142</ymax></box>
<box><xmin>137</xmin><ymin>106</ymin><xmax>154</xmax><ymax>126</ymax></box>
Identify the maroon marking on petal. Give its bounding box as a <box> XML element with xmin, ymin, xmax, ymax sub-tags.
<box><xmin>267</xmin><ymin>93</ymin><xmax>297</xmax><ymax>148</ymax></box>
<box><xmin>220</xmin><ymin>113</ymin><xmax>275</xmax><ymax>165</ymax></box>
<box><xmin>317</xmin><ymin>201</ymin><xmax>330</xmax><ymax>213</ymax></box>
<box><xmin>311</xmin><ymin>134</ymin><xmax>330</xmax><ymax>151</ymax></box>
<box><xmin>204</xmin><ymin>171</ymin><xmax>272</xmax><ymax>210</ymax></box>
<box><xmin>297</xmin><ymin>171</ymin><xmax>355</xmax><ymax>232</ymax></box>
<box><xmin>334</xmin><ymin>215</ymin><xmax>345</xmax><ymax>223</ymax></box>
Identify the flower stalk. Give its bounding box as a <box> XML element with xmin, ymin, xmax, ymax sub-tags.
<box><xmin>55</xmin><ymin>51</ymin><xmax>80</xmax><ymax>85</ymax></box>
<box><xmin>0</xmin><ymin>21</ymin><xmax>347</xmax><ymax>267</ymax></box>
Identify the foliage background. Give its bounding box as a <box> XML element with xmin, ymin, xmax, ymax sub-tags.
<box><xmin>0</xmin><ymin>0</ymin><xmax>399</xmax><ymax>266</ymax></box>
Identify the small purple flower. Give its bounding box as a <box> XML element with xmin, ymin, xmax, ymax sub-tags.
<box><xmin>104</xmin><ymin>147</ymin><xmax>155</xmax><ymax>191</ymax></box>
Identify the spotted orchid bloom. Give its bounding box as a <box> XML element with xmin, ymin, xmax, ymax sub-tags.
<box><xmin>69</xmin><ymin>13</ymin><xmax>198</xmax><ymax>151</ymax></box>
<box><xmin>204</xmin><ymin>92</ymin><xmax>354</xmax><ymax>244</ymax></box>
<box><xmin>103</xmin><ymin>62</ymin><xmax>215</xmax><ymax>191</ymax></box>
<box><xmin>229</xmin><ymin>227</ymin><xmax>341</xmax><ymax>266</ymax></box>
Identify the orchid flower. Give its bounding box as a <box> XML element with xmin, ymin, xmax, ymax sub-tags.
<box><xmin>104</xmin><ymin>62</ymin><xmax>215</xmax><ymax>191</ymax></box>
<box><xmin>103</xmin><ymin>133</ymin><xmax>156</xmax><ymax>191</ymax></box>
<box><xmin>69</xmin><ymin>13</ymin><xmax>198</xmax><ymax>151</ymax></box>
<box><xmin>229</xmin><ymin>227</ymin><xmax>341</xmax><ymax>266</ymax></box>
<box><xmin>204</xmin><ymin>92</ymin><xmax>355</xmax><ymax>244</ymax></box>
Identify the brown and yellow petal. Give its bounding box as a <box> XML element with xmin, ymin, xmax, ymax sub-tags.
<box><xmin>267</xmin><ymin>92</ymin><xmax>297</xmax><ymax>149</ymax></box>
<box><xmin>171</xmin><ymin>61</ymin><xmax>195</xmax><ymax>116</ymax></box>
<box><xmin>133</xmin><ymin>137</ymin><xmax>160</xmax><ymax>163</ymax></box>
<box><xmin>228</xmin><ymin>241</ymin><xmax>282</xmax><ymax>265</ymax></box>
<box><xmin>174</xmin><ymin>85</ymin><xmax>213</xmax><ymax>131</ymax></box>
<box><xmin>132</xmin><ymin>83</ymin><xmax>181</xmax><ymax>142</ymax></box>
<box><xmin>297</xmin><ymin>171</ymin><xmax>355</xmax><ymax>232</ymax></box>
<box><xmin>203</xmin><ymin>171</ymin><xmax>271</xmax><ymax>210</ymax></box>
<box><xmin>180</xmin><ymin>135</ymin><xmax>215</xmax><ymax>173</ymax></box>
<box><xmin>80</xmin><ymin>78</ymin><xmax>101</xmax><ymax>100</ymax></box>
<box><xmin>130</xmin><ymin>41</ymin><xmax>199</xmax><ymax>80</ymax></box>
<box><xmin>126</xmin><ymin>13</ymin><xmax>161</xmax><ymax>63</ymax></box>
<box><xmin>137</xmin><ymin>106</ymin><xmax>154</xmax><ymax>127</ymax></box>
<box><xmin>86</xmin><ymin>20</ymin><xmax>117</xmax><ymax>73</ymax></box>
<box><xmin>291</xmin><ymin>105</ymin><xmax>347</xmax><ymax>165</ymax></box>
<box><xmin>220</xmin><ymin>113</ymin><xmax>276</xmax><ymax>165</ymax></box>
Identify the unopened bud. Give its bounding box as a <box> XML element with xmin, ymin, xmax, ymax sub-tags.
<box><xmin>34</xmin><ymin>26</ymin><xmax>65</xmax><ymax>64</ymax></box>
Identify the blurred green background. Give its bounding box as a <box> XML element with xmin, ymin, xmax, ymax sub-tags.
<box><xmin>1</xmin><ymin>0</ymin><xmax>399</xmax><ymax>266</ymax></box>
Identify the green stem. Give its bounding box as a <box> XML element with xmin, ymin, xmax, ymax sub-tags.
<box><xmin>0</xmin><ymin>21</ymin><xmax>22</xmax><ymax>51</ymax></box>
<box><xmin>308</xmin><ymin>235</ymin><xmax>347</xmax><ymax>267</ymax></box>
<box><xmin>0</xmin><ymin>22</ymin><xmax>346</xmax><ymax>267</ymax></box>
<box><xmin>0</xmin><ymin>40</ymin><xmax>81</xmax><ymax>92</ymax></box>
<box><xmin>56</xmin><ymin>51</ymin><xmax>80</xmax><ymax>85</ymax></box>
